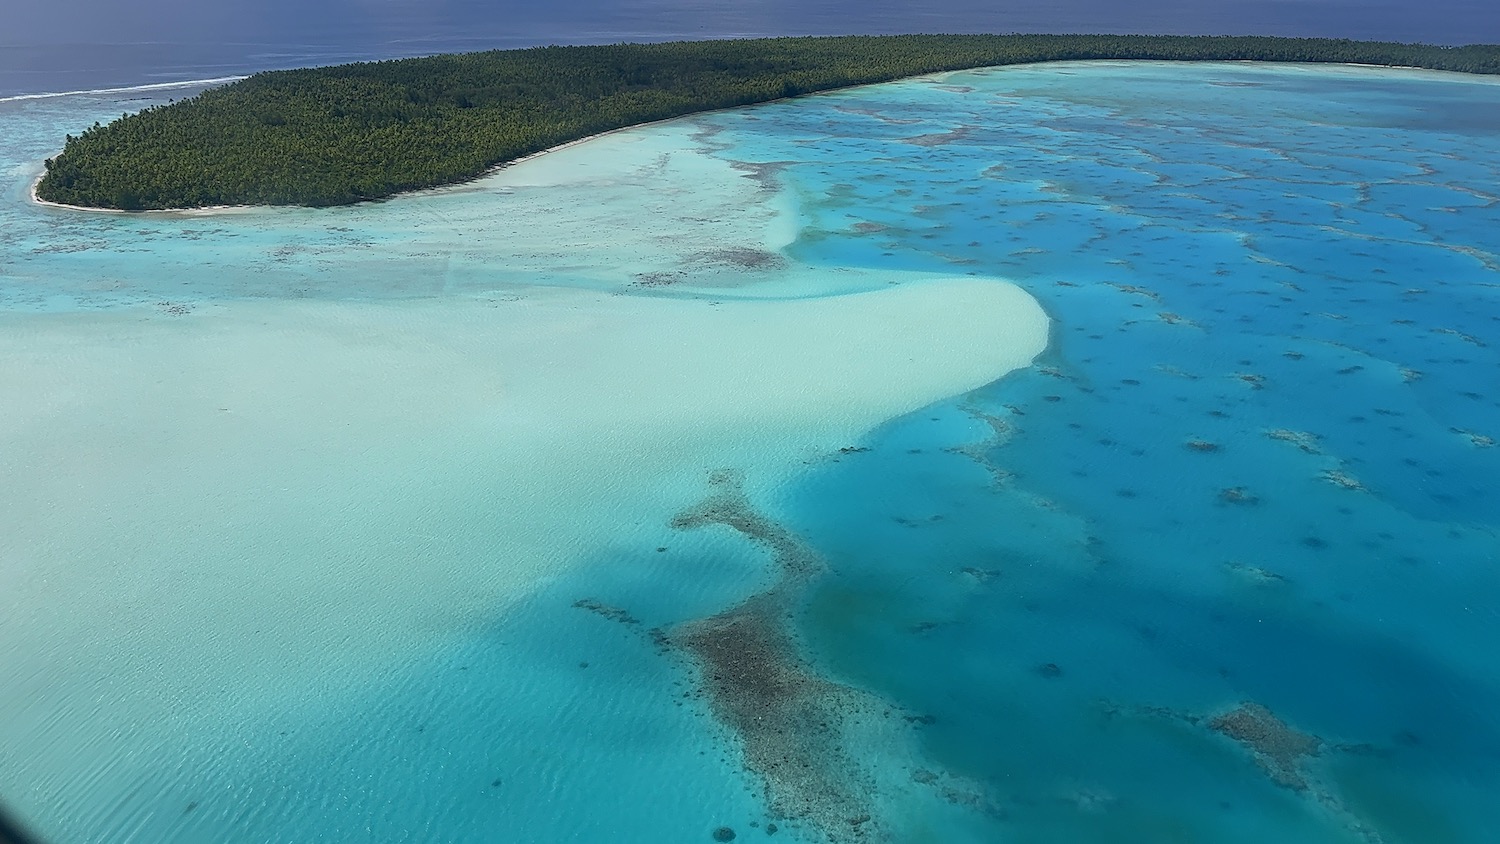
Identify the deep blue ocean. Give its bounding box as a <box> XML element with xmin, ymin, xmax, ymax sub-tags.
<box><xmin>2</xmin><ymin>0</ymin><xmax>1498</xmax><ymax>97</ymax></box>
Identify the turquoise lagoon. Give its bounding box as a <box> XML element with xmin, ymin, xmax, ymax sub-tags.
<box><xmin>1</xmin><ymin>62</ymin><xmax>1498</xmax><ymax>843</ymax></box>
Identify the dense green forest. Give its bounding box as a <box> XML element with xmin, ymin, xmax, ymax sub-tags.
<box><xmin>35</xmin><ymin>34</ymin><xmax>1500</xmax><ymax>210</ymax></box>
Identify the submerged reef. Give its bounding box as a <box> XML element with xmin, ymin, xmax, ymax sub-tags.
<box><xmin>668</xmin><ymin>471</ymin><xmax>883</xmax><ymax>841</ymax></box>
<box><xmin>1265</xmin><ymin>428</ymin><xmax>1323</xmax><ymax>454</ymax></box>
<box><xmin>576</xmin><ymin>469</ymin><xmax>1000</xmax><ymax>841</ymax></box>
<box><xmin>1224</xmin><ymin>561</ymin><xmax>1289</xmax><ymax>585</ymax></box>
<box><xmin>900</xmin><ymin>126</ymin><xmax>976</xmax><ymax>147</ymax></box>
<box><xmin>1115</xmin><ymin>699</ymin><xmax>1387</xmax><ymax>843</ymax></box>
<box><xmin>1451</xmin><ymin>427</ymin><xmax>1496</xmax><ymax>448</ymax></box>
<box><xmin>674</xmin><ymin>604</ymin><xmax>881</xmax><ymax>840</ymax></box>
<box><xmin>1218</xmin><ymin>486</ymin><xmax>1261</xmax><ymax>505</ymax></box>
<box><xmin>1321</xmin><ymin>468</ymin><xmax>1368</xmax><ymax>492</ymax></box>
<box><xmin>1208</xmin><ymin>702</ymin><xmax>1323</xmax><ymax>791</ymax></box>
<box><xmin>668</xmin><ymin>470</ymin><xmax>821</xmax><ymax>581</ymax></box>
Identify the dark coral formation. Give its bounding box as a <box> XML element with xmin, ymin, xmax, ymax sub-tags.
<box><xmin>1321</xmin><ymin>468</ymin><xmax>1367</xmax><ymax>492</ymax></box>
<box><xmin>1208</xmin><ymin>702</ymin><xmax>1322</xmax><ymax>791</ymax></box>
<box><xmin>669</xmin><ymin>470</ymin><xmax>821</xmax><ymax>581</ymax></box>
<box><xmin>1264</xmin><ymin>428</ymin><xmax>1321</xmax><ymax>453</ymax></box>
<box><xmin>940</xmin><ymin>400</ymin><xmax>1034</xmax><ymax>487</ymax></box>
<box><xmin>694</xmin><ymin>247</ymin><xmax>787</xmax><ymax>271</ymax></box>
<box><xmin>1223</xmin><ymin>561</ymin><xmax>1288</xmax><ymax>584</ymax></box>
<box><xmin>155</xmin><ymin>300</ymin><xmax>193</xmax><ymax>316</ymax></box>
<box><xmin>1218</xmin><ymin>486</ymin><xmax>1260</xmax><ymax>506</ymax></box>
<box><xmin>1450</xmin><ymin>427</ymin><xmax>1496</xmax><ymax>448</ymax></box>
<box><xmin>667</xmin><ymin>470</ymin><xmax>886</xmax><ymax>842</ymax></box>
<box><xmin>577</xmin><ymin>470</ymin><xmax>997</xmax><ymax>839</ymax></box>
<box><xmin>1115</xmin><ymin>699</ymin><xmax>1386</xmax><ymax>844</ymax></box>
<box><xmin>1104</xmin><ymin>281</ymin><xmax>1164</xmax><ymax>302</ymax></box>
<box><xmin>901</xmin><ymin>126</ymin><xmax>976</xmax><ymax>147</ymax></box>
<box><xmin>633</xmin><ymin>270</ymin><xmax>687</xmax><ymax>287</ymax></box>
<box><xmin>572</xmin><ymin>598</ymin><xmax>641</xmax><ymax>626</ymax></box>
<box><xmin>674</xmin><ymin>604</ymin><xmax>879</xmax><ymax>841</ymax></box>
<box><xmin>1235</xmin><ymin>372</ymin><xmax>1268</xmax><ymax>390</ymax></box>
<box><xmin>1157</xmin><ymin>311</ymin><xmax>1199</xmax><ymax>326</ymax></box>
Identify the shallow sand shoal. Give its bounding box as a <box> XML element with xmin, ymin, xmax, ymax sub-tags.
<box><xmin>0</xmin><ymin>277</ymin><xmax>1046</xmax><ymax>803</ymax></box>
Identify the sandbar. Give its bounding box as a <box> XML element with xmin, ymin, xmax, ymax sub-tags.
<box><xmin>0</xmin><ymin>278</ymin><xmax>1047</xmax><ymax>822</ymax></box>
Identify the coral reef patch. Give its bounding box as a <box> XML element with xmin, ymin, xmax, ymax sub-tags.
<box><xmin>1110</xmin><ymin>699</ymin><xmax>1389</xmax><ymax>843</ymax></box>
<box><xmin>1208</xmin><ymin>702</ymin><xmax>1322</xmax><ymax>791</ymax></box>
<box><xmin>573</xmin><ymin>470</ymin><xmax>980</xmax><ymax>841</ymax></box>
<box><xmin>667</xmin><ymin>471</ymin><xmax>884</xmax><ymax>842</ymax></box>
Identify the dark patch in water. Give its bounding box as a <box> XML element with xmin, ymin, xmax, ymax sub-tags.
<box><xmin>670</xmin><ymin>471</ymin><xmax>819</xmax><ymax>579</ymax></box>
<box><xmin>1118</xmin><ymin>700</ymin><xmax>1383</xmax><ymax>842</ymax></box>
<box><xmin>572</xmin><ymin>598</ymin><xmax>640</xmax><ymax>626</ymax></box>
<box><xmin>633</xmin><ymin>270</ymin><xmax>687</xmax><ymax>287</ymax></box>
<box><xmin>693</xmin><ymin>247</ymin><xmax>787</xmax><ymax>271</ymax></box>
<box><xmin>666</xmin><ymin>470</ymin><xmax>890</xmax><ymax>842</ymax></box>
<box><xmin>1218</xmin><ymin>487</ymin><xmax>1259</xmax><ymax>507</ymax></box>
<box><xmin>900</xmin><ymin>126</ymin><xmax>975</xmax><ymax>147</ymax></box>
<box><xmin>1208</xmin><ymin>702</ymin><xmax>1322</xmax><ymax>791</ymax></box>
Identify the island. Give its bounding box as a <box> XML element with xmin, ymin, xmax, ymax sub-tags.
<box><xmin>34</xmin><ymin>34</ymin><xmax>1500</xmax><ymax>210</ymax></box>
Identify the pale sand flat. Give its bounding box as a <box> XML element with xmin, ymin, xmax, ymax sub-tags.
<box><xmin>0</xmin><ymin>277</ymin><xmax>1047</xmax><ymax>802</ymax></box>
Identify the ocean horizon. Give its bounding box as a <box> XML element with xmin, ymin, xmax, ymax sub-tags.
<box><xmin>4</xmin><ymin>0</ymin><xmax>1500</xmax><ymax>98</ymax></box>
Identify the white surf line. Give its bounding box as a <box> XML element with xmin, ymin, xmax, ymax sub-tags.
<box><xmin>0</xmin><ymin>76</ymin><xmax>247</xmax><ymax>104</ymax></box>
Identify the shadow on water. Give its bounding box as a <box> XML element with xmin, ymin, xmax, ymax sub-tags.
<box><xmin>0</xmin><ymin>805</ymin><xmax>42</xmax><ymax>844</ymax></box>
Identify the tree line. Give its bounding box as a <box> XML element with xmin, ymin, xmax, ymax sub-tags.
<box><xmin>34</xmin><ymin>35</ymin><xmax>1500</xmax><ymax>210</ymax></box>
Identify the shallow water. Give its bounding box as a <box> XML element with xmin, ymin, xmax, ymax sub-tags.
<box><xmin>750</xmin><ymin>62</ymin><xmax>1500</xmax><ymax>842</ymax></box>
<box><xmin>1</xmin><ymin>62</ymin><xmax>1498</xmax><ymax>844</ymax></box>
